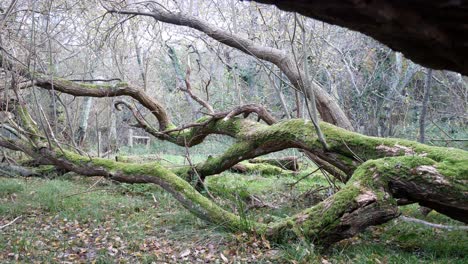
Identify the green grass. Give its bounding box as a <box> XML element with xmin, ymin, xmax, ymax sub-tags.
<box><xmin>0</xmin><ymin>181</ymin><xmax>23</xmax><ymax>197</ymax></box>
<box><xmin>0</xmin><ymin>154</ymin><xmax>466</xmax><ymax>263</ymax></box>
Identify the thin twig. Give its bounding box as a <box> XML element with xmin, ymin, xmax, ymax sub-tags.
<box><xmin>0</xmin><ymin>216</ymin><xmax>22</xmax><ymax>230</ymax></box>
<box><xmin>341</xmin><ymin>139</ymin><xmax>364</xmax><ymax>163</ymax></box>
<box><xmin>183</xmin><ymin>138</ymin><xmax>216</xmax><ymax>201</ymax></box>
<box><xmin>399</xmin><ymin>216</ymin><xmax>468</xmax><ymax>230</ymax></box>
<box><xmin>289</xmin><ymin>166</ymin><xmax>321</xmax><ymax>188</ymax></box>
<box><xmin>151</xmin><ymin>193</ymin><xmax>158</xmax><ymax>204</ymax></box>
<box><xmin>429</xmin><ymin>120</ymin><xmax>454</xmax><ymax>140</ymax></box>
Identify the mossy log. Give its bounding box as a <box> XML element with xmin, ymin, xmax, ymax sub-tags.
<box><xmin>1</xmin><ymin>111</ymin><xmax>466</xmax><ymax>246</ymax></box>
<box><xmin>1</xmin><ymin>136</ymin><xmax>465</xmax><ymax>247</ymax></box>
<box><xmin>230</xmin><ymin>162</ymin><xmax>290</xmax><ymax>175</ymax></box>
<box><xmin>248</xmin><ymin>156</ymin><xmax>300</xmax><ymax>171</ymax></box>
<box><xmin>0</xmin><ymin>77</ymin><xmax>466</xmax><ymax>246</ymax></box>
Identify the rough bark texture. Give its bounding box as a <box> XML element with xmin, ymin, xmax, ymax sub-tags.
<box><xmin>252</xmin><ymin>0</ymin><xmax>468</xmax><ymax>75</ymax></box>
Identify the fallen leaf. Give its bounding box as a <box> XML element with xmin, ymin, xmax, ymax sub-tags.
<box><xmin>179</xmin><ymin>249</ymin><xmax>190</xmax><ymax>258</ymax></box>
<box><xmin>220</xmin><ymin>252</ymin><xmax>229</xmax><ymax>263</ymax></box>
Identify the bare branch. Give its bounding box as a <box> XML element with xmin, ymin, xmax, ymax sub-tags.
<box><xmin>107</xmin><ymin>6</ymin><xmax>353</xmax><ymax>130</ymax></box>
<box><xmin>182</xmin><ymin>61</ymin><xmax>214</xmax><ymax>114</ymax></box>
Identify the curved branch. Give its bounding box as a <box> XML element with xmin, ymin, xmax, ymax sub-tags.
<box><xmin>33</xmin><ymin>79</ymin><xmax>171</xmax><ymax>131</ymax></box>
<box><xmin>0</xmin><ymin>51</ymin><xmax>171</xmax><ymax>130</ymax></box>
<box><xmin>183</xmin><ymin>64</ymin><xmax>214</xmax><ymax>114</ymax></box>
<box><xmin>108</xmin><ymin>7</ymin><xmax>353</xmax><ymax>130</ymax></box>
<box><xmin>223</xmin><ymin>104</ymin><xmax>277</xmax><ymax>125</ymax></box>
<box><xmin>0</xmin><ymin>106</ymin><xmax>466</xmax><ymax>246</ymax></box>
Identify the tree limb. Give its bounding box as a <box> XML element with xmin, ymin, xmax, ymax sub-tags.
<box><xmin>107</xmin><ymin>6</ymin><xmax>353</xmax><ymax>130</ymax></box>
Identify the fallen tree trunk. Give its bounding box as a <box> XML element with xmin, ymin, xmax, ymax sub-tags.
<box><xmin>1</xmin><ymin>136</ymin><xmax>465</xmax><ymax>247</ymax></box>
<box><xmin>0</xmin><ymin>102</ymin><xmax>466</xmax><ymax>247</ymax></box>
<box><xmin>248</xmin><ymin>156</ymin><xmax>300</xmax><ymax>171</ymax></box>
<box><xmin>230</xmin><ymin>162</ymin><xmax>290</xmax><ymax>175</ymax></box>
<box><xmin>0</xmin><ymin>53</ymin><xmax>466</xmax><ymax>246</ymax></box>
<box><xmin>0</xmin><ymin>163</ymin><xmax>39</xmax><ymax>177</ymax></box>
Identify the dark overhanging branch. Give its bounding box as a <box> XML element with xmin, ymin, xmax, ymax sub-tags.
<box><xmin>251</xmin><ymin>0</ymin><xmax>468</xmax><ymax>75</ymax></box>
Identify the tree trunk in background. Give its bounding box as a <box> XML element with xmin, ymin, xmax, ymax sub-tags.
<box><xmin>48</xmin><ymin>91</ymin><xmax>63</xmax><ymax>134</ymax></box>
<box><xmin>419</xmin><ymin>69</ymin><xmax>433</xmax><ymax>143</ymax></box>
<box><xmin>107</xmin><ymin>102</ymin><xmax>118</xmax><ymax>155</ymax></box>
<box><xmin>295</xmin><ymin>91</ymin><xmax>301</xmax><ymax>118</ymax></box>
<box><xmin>270</xmin><ymin>69</ymin><xmax>291</xmax><ymax>119</ymax></box>
<box><xmin>131</xmin><ymin>27</ymin><xmax>147</xmax><ymax>91</ymax></box>
<box><xmin>76</xmin><ymin>96</ymin><xmax>93</xmax><ymax>146</ymax></box>
<box><xmin>167</xmin><ymin>45</ymin><xmax>199</xmax><ymax>119</ymax></box>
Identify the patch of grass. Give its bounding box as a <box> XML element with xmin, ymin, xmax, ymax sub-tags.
<box><xmin>206</xmin><ymin>167</ymin><xmax>327</xmax><ymax>198</ymax></box>
<box><xmin>0</xmin><ymin>180</ymin><xmax>24</xmax><ymax>197</ymax></box>
<box><xmin>277</xmin><ymin>241</ymin><xmax>322</xmax><ymax>263</ymax></box>
<box><xmin>35</xmin><ymin>180</ymin><xmax>84</xmax><ymax>213</ymax></box>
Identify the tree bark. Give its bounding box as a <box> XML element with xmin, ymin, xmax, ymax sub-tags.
<box><xmin>76</xmin><ymin>97</ymin><xmax>93</xmax><ymax>146</ymax></box>
<box><xmin>419</xmin><ymin>69</ymin><xmax>433</xmax><ymax>143</ymax></box>
<box><xmin>252</xmin><ymin>0</ymin><xmax>468</xmax><ymax>75</ymax></box>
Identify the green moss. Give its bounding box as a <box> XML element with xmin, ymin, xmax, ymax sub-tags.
<box><xmin>350</xmin><ymin>155</ymin><xmax>467</xmax><ymax>200</ymax></box>
<box><xmin>195</xmin><ymin>115</ymin><xmax>211</xmax><ymax>123</ymax></box>
<box><xmin>248</xmin><ymin>119</ymin><xmax>319</xmax><ymax>147</ymax></box>
<box><xmin>16</xmin><ymin>105</ymin><xmax>40</xmax><ymax>137</ymax></box>
<box><xmin>266</xmin><ymin>182</ymin><xmax>364</xmax><ymax>242</ymax></box>
<box><xmin>318</xmin><ymin>122</ymin><xmax>467</xmax><ymax>182</ymax></box>
<box><xmin>351</xmin><ymin>156</ymin><xmax>436</xmax><ymax>187</ymax></box>
<box><xmin>239</xmin><ymin>162</ymin><xmax>289</xmax><ymax>176</ymax></box>
<box><xmin>300</xmin><ymin>185</ymin><xmax>362</xmax><ymax>236</ymax></box>
<box><xmin>35</xmin><ymin>165</ymin><xmax>56</xmax><ymax>174</ymax></box>
<box><xmin>164</xmin><ymin>123</ymin><xmax>177</xmax><ymax>131</ymax></box>
<box><xmin>58</xmin><ymin>150</ymin><xmax>265</xmax><ymax>232</ymax></box>
<box><xmin>115</xmin><ymin>82</ymin><xmax>129</xmax><ymax>87</ymax></box>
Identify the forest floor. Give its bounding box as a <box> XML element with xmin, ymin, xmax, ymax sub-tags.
<box><xmin>0</xmin><ymin>153</ymin><xmax>467</xmax><ymax>263</ymax></box>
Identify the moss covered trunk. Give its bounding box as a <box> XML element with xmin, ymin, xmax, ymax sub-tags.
<box><xmin>0</xmin><ymin>93</ymin><xmax>466</xmax><ymax>246</ymax></box>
